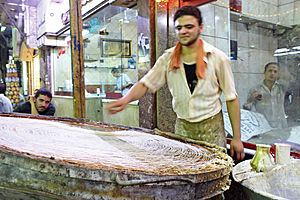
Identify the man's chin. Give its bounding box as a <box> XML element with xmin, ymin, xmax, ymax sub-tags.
<box><xmin>180</xmin><ymin>40</ymin><xmax>191</xmax><ymax>46</ymax></box>
<box><xmin>37</xmin><ymin>108</ymin><xmax>46</xmax><ymax>112</ymax></box>
<box><xmin>180</xmin><ymin>39</ymin><xmax>198</xmax><ymax>47</ymax></box>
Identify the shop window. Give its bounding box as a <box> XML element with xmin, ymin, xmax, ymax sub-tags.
<box><xmin>82</xmin><ymin>5</ymin><xmax>138</xmax><ymax>98</ymax></box>
<box><xmin>52</xmin><ymin>41</ymin><xmax>72</xmax><ymax>96</ymax></box>
<box><xmin>51</xmin><ymin>4</ymin><xmax>139</xmax><ymax>123</ymax></box>
<box><xmin>227</xmin><ymin>1</ymin><xmax>300</xmax><ymax>152</ymax></box>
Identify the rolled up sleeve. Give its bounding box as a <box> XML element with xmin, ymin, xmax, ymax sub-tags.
<box><xmin>216</xmin><ymin>56</ymin><xmax>238</xmax><ymax>101</ymax></box>
<box><xmin>140</xmin><ymin>54</ymin><xmax>168</xmax><ymax>93</ymax></box>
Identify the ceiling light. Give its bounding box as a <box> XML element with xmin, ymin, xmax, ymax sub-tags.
<box><xmin>274</xmin><ymin>48</ymin><xmax>289</xmax><ymax>53</ymax></box>
<box><xmin>273</xmin><ymin>46</ymin><xmax>300</xmax><ymax>56</ymax></box>
<box><xmin>274</xmin><ymin>52</ymin><xmax>288</xmax><ymax>56</ymax></box>
<box><xmin>0</xmin><ymin>26</ymin><xmax>6</xmax><ymax>32</ymax></box>
<box><xmin>292</xmin><ymin>46</ymin><xmax>300</xmax><ymax>50</ymax></box>
<box><xmin>288</xmin><ymin>51</ymin><xmax>300</xmax><ymax>55</ymax></box>
<box><xmin>123</xmin><ymin>10</ymin><xmax>129</xmax><ymax>24</ymax></box>
<box><xmin>274</xmin><ymin>50</ymin><xmax>300</xmax><ymax>57</ymax></box>
<box><xmin>7</xmin><ymin>3</ymin><xmax>19</xmax><ymax>6</ymax></box>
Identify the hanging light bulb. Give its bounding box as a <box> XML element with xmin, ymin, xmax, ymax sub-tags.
<box><xmin>0</xmin><ymin>26</ymin><xmax>6</xmax><ymax>32</ymax></box>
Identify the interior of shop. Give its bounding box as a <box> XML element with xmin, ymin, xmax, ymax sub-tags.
<box><xmin>49</xmin><ymin>4</ymin><xmax>139</xmax><ymax>125</ymax></box>
<box><xmin>0</xmin><ymin>0</ymin><xmax>300</xmax><ymax>199</ymax></box>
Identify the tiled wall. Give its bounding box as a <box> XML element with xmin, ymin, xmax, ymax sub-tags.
<box><xmin>201</xmin><ymin>2</ymin><xmax>230</xmax><ymax>55</ymax></box>
<box><xmin>279</xmin><ymin>0</ymin><xmax>300</xmax><ymax>26</ymax></box>
<box><xmin>230</xmin><ymin>21</ymin><xmax>278</xmax><ymax>105</ymax></box>
<box><xmin>229</xmin><ymin>0</ymin><xmax>299</xmax><ymax>105</ymax></box>
<box><xmin>241</xmin><ymin>0</ymin><xmax>279</xmax><ymax>24</ymax></box>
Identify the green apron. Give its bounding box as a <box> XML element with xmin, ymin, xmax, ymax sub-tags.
<box><xmin>175</xmin><ymin>111</ymin><xmax>226</xmax><ymax>148</ymax></box>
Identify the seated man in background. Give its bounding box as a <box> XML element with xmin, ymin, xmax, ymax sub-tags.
<box><xmin>14</xmin><ymin>88</ymin><xmax>55</xmax><ymax>116</ymax></box>
<box><xmin>0</xmin><ymin>83</ymin><xmax>13</xmax><ymax>113</ymax></box>
<box><xmin>243</xmin><ymin>62</ymin><xmax>290</xmax><ymax>128</ymax></box>
<box><xmin>111</xmin><ymin>67</ymin><xmax>133</xmax><ymax>96</ymax></box>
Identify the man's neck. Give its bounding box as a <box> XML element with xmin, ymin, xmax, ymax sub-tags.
<box><xmin>182</xmin><ymin>40</ymin><xmax>199</xmax><ymax>53</ymax></box>
<box><xmin>181</xmin><ymin>41</ymin><xmax>199</xmax><ymax>63</ymax></box>
<box><xmin>264</xmin><ymin>80</ymin><xmax>275</xmax><ymax>91</ymax></box>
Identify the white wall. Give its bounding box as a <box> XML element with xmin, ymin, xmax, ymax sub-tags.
<box><xmin>200</xmin><ymin>1</ymin><xmax>230</xmax><ymax>55</ymax></box>
<box><xmin>279</xmin><ymin>0</ymin><xmax>300</xmax><ymax>26</ymax></box>
<box><xmin>37</xmin><ymin>0</ymin><xmax>106</xmax><ymax>37</ymax></box>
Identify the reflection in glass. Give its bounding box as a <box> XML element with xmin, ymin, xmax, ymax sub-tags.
<box><xmin>229</xmin><ymin>6</ymin><xmax>300</xmax><ymax>152</ymax></box>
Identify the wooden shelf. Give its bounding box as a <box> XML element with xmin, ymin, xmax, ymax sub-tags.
<box><xmin>84</xmin><ymin>59</ymin><xmax>98</xmax><ymax>62</ymax></box>
<box><xmin>84</xmin><ymin>66</ymin><xmax>115</xmax><ymax>69</ymax></box>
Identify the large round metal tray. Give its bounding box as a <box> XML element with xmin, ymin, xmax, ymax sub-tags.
<box><xmin>0</xmin><ymin>114</ymin><xmax>233</xmax><ymax>200</ymax></box>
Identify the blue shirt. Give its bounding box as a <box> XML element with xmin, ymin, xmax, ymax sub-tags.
<box><xmin>115</xmin><ymin>74</ymin><xmax>132</xmax><ymax>96</ymax></box>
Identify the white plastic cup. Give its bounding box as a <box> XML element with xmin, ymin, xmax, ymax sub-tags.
<box><xmin>275</xmin><ymin>143</ymin><xmax>291</xmax><ymax>165</ymax></box>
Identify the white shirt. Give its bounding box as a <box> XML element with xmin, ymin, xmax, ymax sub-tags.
<box><xmin>247</xmin><ymin>81</ymin><xmax>287</xmax><ymax>128</ymax></box>
<box><xmin>0</xmin><ymin>94</ymin><xmax>13</xmax><ymax>113</ymax></box>
<box><xmin>140</xmin><ymin>40</ymin><xmax>237</xmax><ymax>122</ymax></box>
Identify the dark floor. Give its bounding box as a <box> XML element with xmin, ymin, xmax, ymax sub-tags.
<box><xmin>223</xmin><ymin>177</ymin><xmax>250</xmax><ymax>200</ymax></box>
<box><xmin>223</xmin><ymin>151</ymin><xmax>253</xmax><ymax>200</ymax></box>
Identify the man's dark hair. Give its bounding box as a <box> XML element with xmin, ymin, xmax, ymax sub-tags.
<box><xmin>0</xmin><ymin>83</ymin><xmax>6</xmax><ymax>94</ymax></box>
<box><xmin>264</xmin><ymin>62</ymin><xmax>279</xmax><ymax>73</ymax></box>
<box><xmin>34</xmin><ymin>88</ymin><xmax>52</xmax><ymax>99</ymax></box>
<box><xmin>111</xmin><ymin>67</ymin><xmax>120</xmax><ymax>74</ymax></box>
<box><xmin>173</xmin><ymin>6</ymin><xmax>202</xmax><ymax>25</ymax></box>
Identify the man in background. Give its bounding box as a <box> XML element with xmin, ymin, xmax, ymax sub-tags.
<box><xmin>0</xmin><ymin>83</ymin><xmax>13</xmax><ymax>113</ymax></box>
<box><xmin>14</xmin><ymin>88</ymin><xmax>55</xmax><ymax>116</ymax></box>
<box><xmin>243</xmin><ymin>62</ymin><xmax>289</xmax><ymax>128</ymax></box>
<box><xmin>111</xmin><ymin>67</ymin><xmax>133</xmax><ymax>96</ymax></box>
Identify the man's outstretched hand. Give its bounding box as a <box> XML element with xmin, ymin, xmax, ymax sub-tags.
<box><xmin>106</xmin><ymin>98</ymin><xmax>129</xmax><ymax>114</ymax></box>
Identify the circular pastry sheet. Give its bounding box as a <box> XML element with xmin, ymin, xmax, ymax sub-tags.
<box><xmin>0</xmin><ymin>116</ymin><xmax>228</xmax><ymax>176</ymax></box>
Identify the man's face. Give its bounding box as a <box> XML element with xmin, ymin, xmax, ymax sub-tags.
<box><xmin>174</xmin><ymin>15</ymin><xmax>203</xmax><ymax>46</ymax></box>
<box><xmin>34</xmin><ymin>95</ymin><xmax>51</xmax><ymax>112</ymax></box>
<box><xmin>112</xmin><ymin>72</ymin><xmax>120</xmax><ymax>78</ymax></box>
<box><xmin>264</xmin><ymin>64</ymin><xmax>279</xmax><ymax>82</ymax></box>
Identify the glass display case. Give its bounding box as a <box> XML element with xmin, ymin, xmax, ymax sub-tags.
<box><xmin>82</xmin><ymin>5</ymin><xmax>138</xmax><ymax>98</ymax></box>
<box><xmin>52</xmin><ymin>4</ymin><xmax>139</xmax><ymax>124</ymax></box>
<box><xmin>225</xmin><ymin>0</ymin><xmax>300</xmax><ymax>153</ymax></box>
